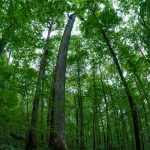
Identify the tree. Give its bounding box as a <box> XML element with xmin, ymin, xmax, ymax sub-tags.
<box><xmin>25</xmin><ymin>21</ymin><xmax>54</xmax><ymax>150</ymax></box>
<box><xmin>0</xmin><ymin>1</ymin><xmax>149</xmax><ymax>150</ymax></box>
<box><xmin>49</xmin><ymin>14</ymin><xmax>76</xmax><ymax>150</ymax></box>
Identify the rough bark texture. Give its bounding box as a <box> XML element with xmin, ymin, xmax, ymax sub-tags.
<box><xmin>25</xmin><ymin>22</ymin><xmax>53</xmax><ymax>150</ymax></box>
<box><xmin>49</xmin><ymin>14</ymin><xmax>76</xmax><ymax>150</ymax></box>
<box><xmin>101</xmin><ymin>29</ymin><xmax>142</xmax><ymax>150</ymax></box>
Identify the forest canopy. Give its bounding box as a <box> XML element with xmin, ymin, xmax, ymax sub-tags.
<box><xmin>0</xmin><ymin>0</ymin><xmax>149</xmax><ymax>150</ymax></box>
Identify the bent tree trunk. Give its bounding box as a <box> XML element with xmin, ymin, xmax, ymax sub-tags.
<box><xmin>49</xmin><ymin>14</ymin><xmax>76</xmax><ymax>150</ymax></box>
<box><xmin>101</xmin><ymin>29</ymin><xmax>142</xmax><ymax>150</ymax></box>
<box><xmin>25</xmin><ymin>21</ymin><xmax>53</xmax><ymax>150</ymax></box>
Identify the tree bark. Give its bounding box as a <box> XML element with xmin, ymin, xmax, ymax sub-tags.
<box><xmin>47</xmin><ymin>69</ymin><xmax>54</xmax><ymax>134</ymax></box>
<box><xmin>76</xmin><ymin>56</ymin><xmax>84</xmax><ymax>150</ymax></box>
<box><xmin>49</xmin><ymin>14</ymin><xmax>76</xmax><ymax>150</ymax></box>
<box><xmin>73</xmin><ymin>95</ymin><xmax>79</xmax><ymax>148</ymax></box>
<box><xmin>101</xmin><ymin>29</ymin><xmax>142</xmax><ymax>150</ymax></box>
<box><xmin>92</xmin><ymin>60</ymin><xmax>100</xmax><ymax>150</ymax></box>
<box><xmin>25</xmin><ymin>21</ymin><xmax>53</xmax><ymax>150</ymax></box>
<box><xmin>100</xmin><ymin>72</ymin><xmax>111</xmax><ymax>150</ymax></box>
<box><xmin>106</xmin><ymin>81</ymin><xmax>121</xmax><ymax>150</ymax></box>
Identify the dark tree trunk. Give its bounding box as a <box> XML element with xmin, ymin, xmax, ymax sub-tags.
<box><xmin>0</xmin><ymin>38</ymin><xmax>6</xmax><ymax>54</ymax></box>
<box><xmin>100</xmin><ymin>72</ymin><xmax>111</xmax><ymax>150</ymax></box>
<box><xmin>47</xmin><ymin>69</ymin><xmax>54</xmax><ymax>134</ymax></box>
<box><xmin>25</xmin><ymin>21</ymin><xmax>53</xmax><ymax>150</ymax></box>
<box><xmin>118</xmin><ymin>94</ymin><xmax>132</xmax><ymax>149</ymax></box>
<box><xmin>106</xmin><ymin>81</ymin><xmax>121</xmax><ymax>150</ymax></box>
<box><xmin>101</xmin><ymin>29</ymin><xmax>142</xmax><ymax>150</ymax></box>
<box><xmin>100</xmin><ymin>112</ymin><xmax>106</xmax><ymax>150</ymax></box>
<box><xmin>40</xmin><ymin>89</ymin><xmax>44</xmax><ymax>141</ymax></box>
<box><xmin>92</xmin><ymin>60</ymin><xmax>100</xmax><ymax>150</ymax></box>
<box><xmin>49</xmin><ymin>14</ymin><xmax>76</xmax><ymax>150</ymax></box>
<box><xmin>73</xmin><ymin>95</ymin><xmax>79</xmax><ymax>148</ymax></box>
<box><xmin>47</xmin><ymin>63</ymin><xmax>55</xmax><ymax>130</ymax></box>
<box><xmin>76</xmin><ymin>56</ymin><xmax>84</xmax><ymax>150</ymax></box>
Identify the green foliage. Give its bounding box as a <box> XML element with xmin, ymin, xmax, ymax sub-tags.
<box><xmin>0</xmin><ymin>0</ymin><xmax>149</xmax><ymax>149</ymax></box>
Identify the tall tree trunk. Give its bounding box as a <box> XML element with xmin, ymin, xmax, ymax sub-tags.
<box><xmin>100</xmin><ymin>111</ymin><xmax>106</xmax><ymax>150</ymax></box>
<box><xmin>49</xmin><ymin>14</ymin><xmax>76</xmax><ymax>150</ymax></box>
<box><xmin>40</xmin><ymin>88</ymin><xmax>44</xmax><ymax>141</ymax></box>
<box><xmin>101</xmin><ymin>29</ymin><xmax>142</xmax><ymax>150</ymax></box>
<box><xmin>73</xmin><ymin>95</ymin><xmax>79</xmax><ymax>148</ymax></box>
<box><xmin>106</xmin><ymin>82</ymin><xmax>121</xmax><ymax>150</ymax></box>
<box><xmin>47</xmin><ymin>67</ymin><xmax>55</xmax><ymax>141</ymax></box>
<box><xmin>119</xmin><ymin>94</ymin><xmax>132</xmax><ymax>150</ymax></box>
<box><xmin>100</xmin><ymin>73</ymin><xmax>111</xmax><ymax>150</ymax></box>
<box><xmin>25</xmin><ymin>21</ymin><xmax>53</xmax><ymax>150</ymax></box>
<box><xmin>92</xmin><ymin>60</ymin><xmax>100</xmax><ymax>150</ymax></box>
<box><xmin>76</xmin><ymin>56</ymin><xmax>84</xmax><ymax>150</ymax></box>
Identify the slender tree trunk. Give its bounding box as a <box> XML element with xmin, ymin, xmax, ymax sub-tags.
<box><xmin>76</xmin><ymin>57</ymin><xmax>84</xmax><ymax>150</ymax></box>
<box><xmin>25</xmin><ymin>21</ymin><xmax>53</xmax><ymax>150</ymax></box>
<box><xmin>118</xmin><ymin>94</ymin><xmax>132</xmax><ymax>150</ymax></box>
<box><xmin>99</xmin><ymin>67</ymin><xmax>111</xmax><ymax>150</ymax></box>
<box><xmin>106</xmin><ymin>82</ymin><xmax>121</xmax><ymax>150</ymax></box>
<box><xmin>40</xmin><ymin>92</ymin><xmax>44</xmax><ymax>141</ymax></box>
<box><xmin>100</xmin><ymin>111</ymin><xmax>106</xmax><ymax>150</ymax></box>
<box><xmin>73</xmin><ymin>95</ymin><xmax>79</xmax><ymax>148</ymax></box>
<box><xmin>27</xmin><ymin>96</ymin><xmax>30</xmax><ymax>125</ymax></box>
<box><xmin>47</xmin><ymin>67</ymin><xmax>55</xmax><ymax>141</ymax></box>
<box><xmin>101</xmin><ymin>29</ymin><xmax>142</xmax><ymax>150</ymax></box>
<box><xmin>49</xmin><ymin>14</ymin><xmax>76</xmax><ymax>150</ymax></box>
<box><xmin>101</xmin><ymin>75</ymin><xmax>110</xmax><ymax>150</ymax></box>
<box><xmin>92</xmin><ymin>60</ymin><xmax>100</xmax><ymax>150</ymax></box>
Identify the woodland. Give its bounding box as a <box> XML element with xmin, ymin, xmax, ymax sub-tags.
<box><xmin>0</xmin><ymin>0</ymin><xmax>150</xmax><ymax>150</ymax></box>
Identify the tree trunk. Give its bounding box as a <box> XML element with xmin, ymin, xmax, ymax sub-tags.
<box><xmin>49</xmin><ymin>14</ymin><xmax>76</xmax><ymax>150</ymax></box>
<box><xmin>106</xmin><ymin>81</ymin><xmax>121</xmax><ymax>150</ymax></box>
<box><xmin>25</xmin><ymin>21</ymin><xmax>53</xmax><ymax>150</ymax></box>
<box><xmin>47</xmin><ymin>67</ymin><xmax>55</xmax><ymax>141</ymax></box>
<box><xmin>0</xmin><ymin>38</ymin><xmax>6</xmax><ymax>54</ymax></box>
<box><xmin>73</xmin><ymin>95</ymin><xmax>79</xmax><ymax>148</ymax></box>
<box><xmin>40</xmin><ymin>91</ymin><xmax>44</xmax><ymax>141</ymax></box>
<box><xmin>76</xmin><ymin>56</ymin><xmax>84</xmax><ymax>150</ymax></box>
<box><xmin>92</xmin><ymin>60</ymin><xmax>100</xmax><ymax>150</ymax></box>
<box><xmin>100</xmin><ymin>73</ymin><xmax>111</xmax><ymax>150</ymax></box>
<box><xmin>101</xmin><ymin>29</ymin><xmax>142</xmax><ymax>150</ymax></box>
